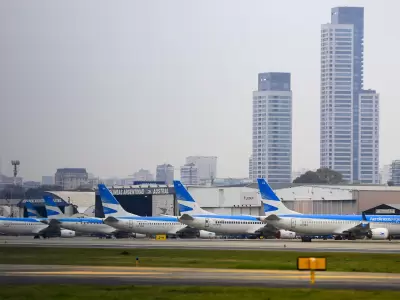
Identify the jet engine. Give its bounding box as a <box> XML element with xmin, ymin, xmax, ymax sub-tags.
<box><xmin>275</xmin><ymin>229</ymin><xmax>296</xmax><ymax>239</ymax></box>
<box><xmin>196</xmin><ymin>230</ymin><xmax>216</xmax><ymax>239</ymax></box>
<box><xmin>366</xmin><ymin>228</ymin><xmax>389</xmax><ymax>240</ymax></box>
<box><xmin>131</xmin><ymin>233</ymin><xmax>147</xmax><ymax>239</ymax></box>
<box><xmin>60</xmin><ymin>229</ymin><xmax>76</xmax><ymax>238</ymax></box>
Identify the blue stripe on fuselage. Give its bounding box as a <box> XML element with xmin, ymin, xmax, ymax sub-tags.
<box><xmin>278</xmin><ymin>214</ymin><xmax>400</xmax><ymax>223</ymax></box>
<box><xmin>116</xmin><ymin>216</ymin><xmax>179</xmax><ymax>222</ymax></box>
<box><xmin>192</xmin><ymin>215</ymin><xmax>260</xmax><ymax>221</ymax></box>
<box><xmin>57</xmin><ymin>218</ymin><xmax>103</xmax><ymax>224</ymax></box>
<box><xmin>0</xmin><ymin>217</ymin><xmax>42</xmax><ymax>222</ymax></box>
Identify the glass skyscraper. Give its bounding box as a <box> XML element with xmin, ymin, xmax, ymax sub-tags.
<box><xmin>320</xmin><ymin>7</ymin><xmax>379</xmax><ymax>183</ymax></box>
<box><xmin>252</xmin><ymin>72</ymin><xmax>292</xmax><ymax>183</ymax></box>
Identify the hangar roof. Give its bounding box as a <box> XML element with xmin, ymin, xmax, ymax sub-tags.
<box><xmin>246</xmin><ymin>182</ymin><xmax>400</xmax><ymax>191</ymax></box>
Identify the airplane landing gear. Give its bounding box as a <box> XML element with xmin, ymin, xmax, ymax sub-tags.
<box><xmin>301</xmin><ymin>236</ymin><xmax>312</xmax><ymax>242</ymax></box>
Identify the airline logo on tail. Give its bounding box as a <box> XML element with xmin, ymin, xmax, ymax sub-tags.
<box><xmin>25</xmin><ymin>201</ymin><xmax>42</xmax><ymax>218</ymax></box>
<box><xmin>43</xmin><ymin>195</ymin><xmax>64</xmax><ymax>217</ymax></box>
<box><xmin>98</xmin><ymin>184</ymin><xmax>136</xmax><ymax>217</ymax></box>
<box><xmin>257</xmin><ymin>178</ymin><xmax>299</xmax><ymax>215</ymax></box>
<box><xmin>173</xmin><ymin>180</ymin><xmax>213</xmax><ymax>215</ymax></box>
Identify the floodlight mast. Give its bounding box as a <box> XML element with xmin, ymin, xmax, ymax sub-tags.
<box><xmin>11</xmin><ymin>160</ymin><xmax>20</xmax><ymax>186</ymax></box>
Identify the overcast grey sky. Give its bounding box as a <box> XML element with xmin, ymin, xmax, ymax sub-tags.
<box><xmin>0</xmin><ymin>0</ymin><xmax>399</xmax><ymax>180</ymax></box>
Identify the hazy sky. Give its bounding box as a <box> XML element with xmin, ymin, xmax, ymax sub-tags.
<box><xmin>1</xmin><ymin>0</ymin><xmax>399</xmax><ymax>181</ymax></box>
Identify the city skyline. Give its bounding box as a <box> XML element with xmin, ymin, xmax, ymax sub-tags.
<box><xmin>1</xmin><ymin>1</ymin><xmax>399</xmax><ymax>181</ymax></box>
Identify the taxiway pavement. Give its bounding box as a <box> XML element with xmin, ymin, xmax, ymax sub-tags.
<box><xmin>1</xmin><ymin>264</ymin><xmax>400</xmax><ymax>290</ymax></box>
<box><xmin>1</xmin><ymin>236</ymin><xmax>400</xmax><ymax>253</ymax></box>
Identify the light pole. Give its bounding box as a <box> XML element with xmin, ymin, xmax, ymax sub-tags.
<box><xmin>11</xmin><ymin>160</ymin><xmax>20</xmax><ymax>186</ymax></box>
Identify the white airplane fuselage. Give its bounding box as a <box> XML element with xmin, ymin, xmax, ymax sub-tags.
<box><xmin>269</xmin><ymin>215</ymin><xmax>400</xmax><ymax>236</ymax></box>
<box><xmin>55</xmin><ymin>218</ymin><xmax>116</xmax><ymax>235</ymax></box>
<box><xmin>0</xmin><ymin>218</ymin><xmax>48</xmax><ymax>236</ymax></box>
<box><xmin>179</xmin><ymin>215</ymin><xmax>265</xmax><ymax>235</ymax></box>
<box><xmin>105</xmin><ymin>217</ymin><xmax>187</xmax><ymax>235</ymax></box>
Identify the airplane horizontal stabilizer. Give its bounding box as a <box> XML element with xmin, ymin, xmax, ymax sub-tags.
<box><xmin>104</xmin><ymin>216</ymin><xmax>119</xmax><ymax>224</ymax></box>
<box><xmin>179</xmin><ymin>214</ymin><xmax>194</xmax><ymax>221</ymax></box>
<box><xmin>265</xmin><ymin>214</ymin><xmax>281</xmax><ymax>221</ymax></box>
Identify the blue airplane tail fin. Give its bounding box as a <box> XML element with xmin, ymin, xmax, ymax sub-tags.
<box><xmin>25</xmin><ymin>201</ymin><xmax>42</xmax><ymax>218</ymax></box>
<box><xmin>257</xmin><ymin>178</ymin><xmax>299</xmax><ymax>215</ymax></box>
<box><xmin>43</xmin><ymin>195</ymin><xmax>64</xmax><ymax>218</ymax></box>
<box><xmin>98</xmin><ymin>184</ymin><xmax>137</xmax><ymax>217</ymax></box>
<box><xmin>173</xmin><ymin>180</ymin><xmax>214</xmax><ymax>215</ymax></box>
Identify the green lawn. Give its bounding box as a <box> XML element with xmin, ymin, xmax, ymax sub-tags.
<box><xmin>1</xmin><ymin>247</ymin><xmax>400</xmax><ymax>273</ymax></box>
<box><xmin>0</xmin><ymin>285</ymin><xmax>399</xmax><ymax>300</ymax></box>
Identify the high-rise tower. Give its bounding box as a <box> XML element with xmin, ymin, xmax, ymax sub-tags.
<box><xmin>251</xmin><ymin>72</ymin><xmax>292</xmax><ymax>183</ymax></box>
<box><xmin>320</xmin><ymin>7</ymin><xmax>379</xmax><ymax>183</ymax></box>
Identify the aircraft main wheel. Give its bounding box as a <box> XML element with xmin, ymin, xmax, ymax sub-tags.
<box><xmin>301</xmin><ymin>237</ymin><xmax>312</xmax><ymax>242</ymax></box>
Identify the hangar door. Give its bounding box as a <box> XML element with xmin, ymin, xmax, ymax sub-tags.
<box><xmin>152</xmin><ymin>195</ymin><xmax>174</xmax><ymax>216</ymax></box>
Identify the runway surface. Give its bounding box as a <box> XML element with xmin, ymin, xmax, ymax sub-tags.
<box><xmin>1</xmin><ymin>236</ymin><xmax>400</xmax><ymax>253</ymax></box>
<box><xmin>1</xmin><ymin>264</ymin><xmax>400</xmax><ymax>290</ymax></box>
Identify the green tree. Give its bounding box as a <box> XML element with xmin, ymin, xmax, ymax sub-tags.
<box><xmin>293</xmin><ymin>168</ymin><xmax>343</xmax><ymax>184</ymax></box>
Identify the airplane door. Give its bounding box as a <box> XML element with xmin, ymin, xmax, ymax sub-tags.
<box><xmin>128</xmin><ymin>220</ymin><xmax>134</xmax><ymax>229</ymax></box>
<box><xmin>205</xmin><ymin>218</ymin><xmax>210</xmax><ymax>228</ymax></box>
<box><xmin>291</xmin><ymin>218</ymin><xmax>296</xmax><ymax>229</ymax></box>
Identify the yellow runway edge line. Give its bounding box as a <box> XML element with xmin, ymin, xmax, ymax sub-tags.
<box><xmin>6</xmin><ymin>270</ymin><xmax>400</xmax><ymax>281</ymax></box>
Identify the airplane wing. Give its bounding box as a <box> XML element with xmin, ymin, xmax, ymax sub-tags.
<box><xmin>34</xmin><ymin>226</ymin><xmax>50</xmax><ymax>234</ymax></box>
<box><xmin>49</xmin><ymin>219</ymin><xmax>61</xmax><ymax>225</ymax></box>
<box><xmin>337</xmin><ymin>213</ymin><xmax>370</xmax><ymax>235</ymax></box>
<box><xmin>171</xmin><ymin>226</ymin><xmax>191</xmax><ymax>234</ymax></box>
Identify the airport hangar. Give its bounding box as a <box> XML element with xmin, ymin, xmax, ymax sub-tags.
<box><xmin>6</xmin><ymin>183</ymin><xmax>400</xmax><ymax>218</ymax></box>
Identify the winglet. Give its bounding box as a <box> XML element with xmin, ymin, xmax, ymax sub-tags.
<box><xmin>361</xmin><ymin>212</ymin><xmax>367</xmax><ymax>222</ymax></box>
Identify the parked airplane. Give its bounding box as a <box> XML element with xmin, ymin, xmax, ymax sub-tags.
<box><xmin>0</xmin><ymin>200</ymin><xmax>73</xmax><ymax>238</ymax></box>
<box><xmin>100</xmin><ymin>184</ymin><xmax>215</xmax><ymax>238</ymax></box>
<box><xmin>173</xmin><ymin>180</ymin><xmax>296</xmax><ymax>239</ymax></box>
<box><xmin>0</xmin><ymin>216</ymin><xmax>49</xmax><ymax>237</ymax></box>
<box><xmin>42</xmin><ymin>196</ymin><xmax>128</xmax><ymax>238</ymax></box>
<box><xmin>257</xmin><ymin>178</ymin><xmax>400</xmax><ymax>242</ymax></box>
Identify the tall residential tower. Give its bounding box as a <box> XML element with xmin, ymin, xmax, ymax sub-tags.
<box><xmin>251</xmin><ymin>72</ymin><xmax>292</xmax><ymax>183</ymax></box>
<box><xmin>320</xmin><ymin>7</ymin><xmax>379</xmax><ymax>183</ymax></box>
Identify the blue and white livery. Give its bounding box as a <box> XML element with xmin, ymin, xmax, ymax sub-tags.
<box><xmin>100</xmin><ymin>184</ymin><xmax>214</xmax><ymax>238</ymax></box>
<box><xmin>43</xmin><ymin>195</ymin><xmax>117</xmax><ymax>237</ymax></box>
<box><xmin>257</xmin><ymin>178</ymin><xmax>400</xmax><ymax>242</ymax></box>
<box><xmin>25</xmin><ymin>201</ymin><xmax>43</xmax><ymax>218</ymax></box>
<box><xmin>173</xmin><ymin>180</ymin><xmax>296</xmax><ymax>239</ymax></box>
<box><xmin>101</xmin><ymin>183</ymin><xmax>188</xmax><ymax>236</ymax></box>
<box><xmin>0</xmin><ymin>201</ymin><xmax>73</xmax><ymax>238</ymax></box>
<box><xmin>0</xmin><ymin>216</ymin><xmax>49</xmax><ymax>237</ymax></box>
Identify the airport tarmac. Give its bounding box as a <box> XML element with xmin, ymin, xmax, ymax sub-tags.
<box><xmin>1</xmin><ymin>264</ymin><xmax>400</xmax><ymax>290</ymax></box>
<box><xmin>1</xmin><ymin>236</ymin><xmax>400</xmax><ymax>253</ymax></box>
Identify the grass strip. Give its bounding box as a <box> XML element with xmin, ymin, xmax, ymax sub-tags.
<box><xmin>0</xmin><ymin>285</ymin><xmax>400</xmax><ymax>300</ymax></box>
<box><xmin>1</xmin><ymin>247</ymin><xmax>400</xmax><ymax>273</ymax></box>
